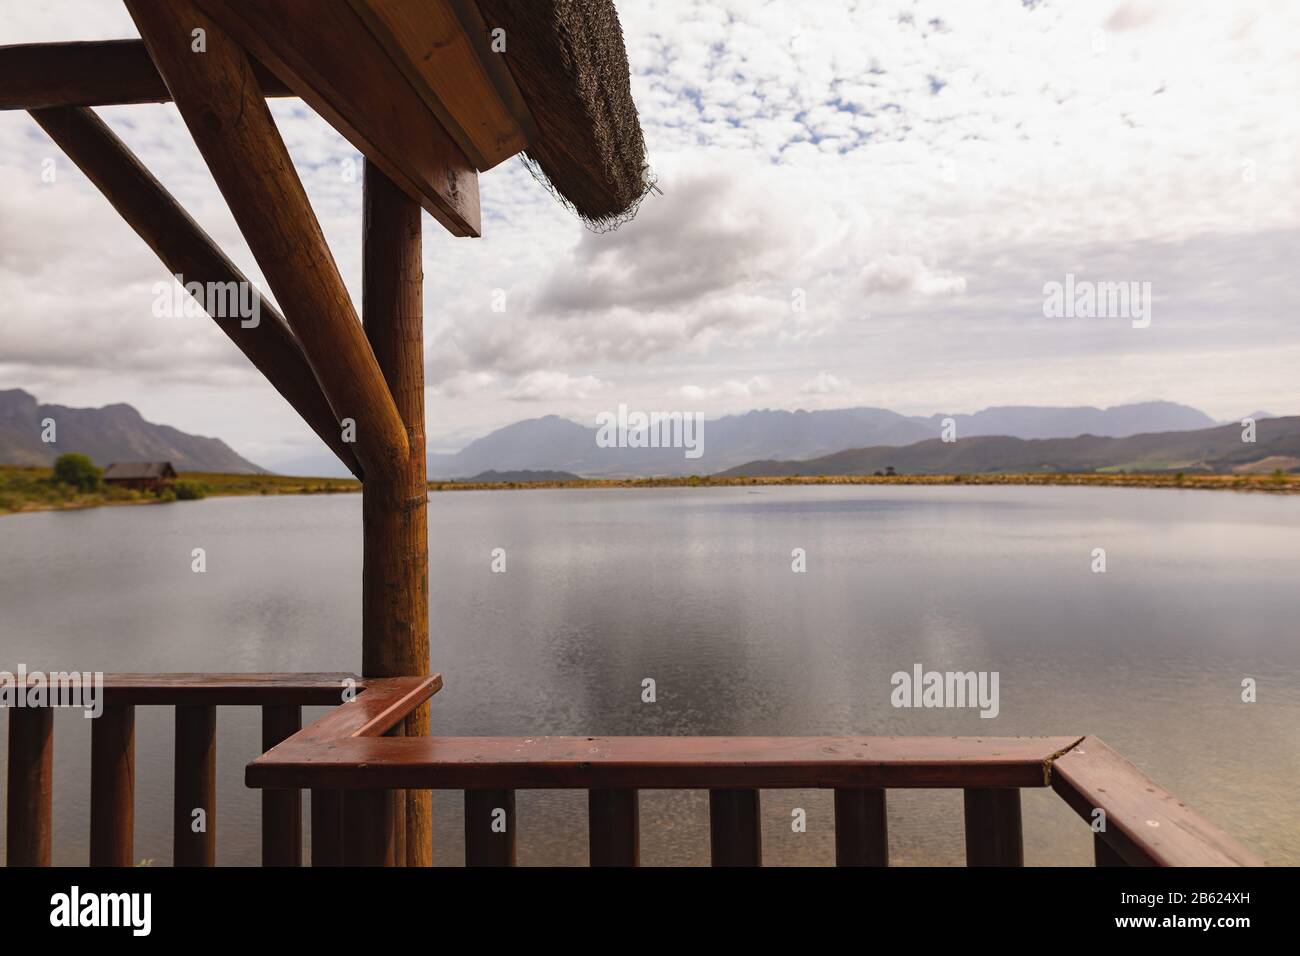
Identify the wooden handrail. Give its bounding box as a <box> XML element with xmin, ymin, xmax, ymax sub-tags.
<box><xmin>248</xmin><ymin>734</ymin><xmax>1079</xmax><ymax>790</ymax></box>
<box><xmin>1050</xmin><ymin>736</ymin><xmax>1267</xmax><ymax>867</ymax></box>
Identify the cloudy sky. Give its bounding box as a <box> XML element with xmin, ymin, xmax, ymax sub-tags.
<box><xmin>2</xmin><ymin>0</ymin><xmax>1298</xmax><ymax>469</ymax></box>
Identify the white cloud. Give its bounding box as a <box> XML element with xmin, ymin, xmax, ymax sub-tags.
<box><xmin>506</xmin><ymin>371</ymin><xmax>610</xmax><ymax>402</ymax></box>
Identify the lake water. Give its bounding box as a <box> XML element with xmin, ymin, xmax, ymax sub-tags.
<box><xmin>1</xmin><ymin>485</ymin><xmax>1297</xmax><ymax>866</ymax></box>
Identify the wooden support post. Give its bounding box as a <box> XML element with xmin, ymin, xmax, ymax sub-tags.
<box><xmin>963</xmin><ymin>788</ymin><xmax>1024</xmax><ymax>867</ymax></box>
<box><xmin>709</xmin><ymin>789</ymin><xmax>762</xmax><ymax>867</ymax></box>
<box><xmin>173</xmin><ymin>704</ymin><xmax>216</xmax><ymax>866</ymax></box>
<box><xmin>464</xmin><ymin>789</ymin><xmax>515</xmax><ymax>866</ymax></box>
<box><xmin>28</xmin><ymin>107</ymin><xmax>361</xmax><ymax>477</ymax></box>
<box><xmin>6</xmin><ymin>707</ymin><xmax>53</xmax><ymax>866</ymax></box>
<box><xmin>310</xmin><ymin>790</ymin><xmax>343</xmax><ymax>867</ymax></box>
<box><xmin>90</xmin><ymin>704</ymin><xmax>134</xmax><ymax>866</ymax></box>
<box><xmin>588</xmin><ymin>788</ymin><xmax>639</xmax><ymax>866</ymax></box>
<box><xmin>833</xmin><ymin>788</ymin><xmax>889</xmax><ymax>866</ymax></box>
<box><xmin>261</xmin><ymin>705</ymin><xmax>302</xmax><ymax>866</ymax></box>
<box><xmin>343</xmin><ymin>790</ymin><xmax>396</xmax><ymax>866</ymax></box>
<box><xmin>126</xmin><ymin>0</ymin><xmax>409</xmax><ymax>479</ymax></box>
<box><xmin>362</xmin><ymin>159</ymin><xmax>431</xmax><ymax>866</ymax></box>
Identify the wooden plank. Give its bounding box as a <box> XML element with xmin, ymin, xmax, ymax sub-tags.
<box><xmin>348</xmin><ymin>0</ymin><xmax>533</xmax><ymax>170</ymax></box>
<box><xmin>834</xmin><ymin>788</ymin><xmax>888</xmax><ymax>866</ymax></box>
<box><xmin>173</xmin><ymin>705</ymin><xmax>217</xmax><ymax>866</ymax></box>
<box><xmin>194</xmin><ymin>0</ymin><xmax>480</xmax><ymax>236</ymax></box>
<box><xmin>588</xmin><ymin>788</ymin><xmax>639</xmax><ymax>866</ymax></box>
<box><xmin>362</xmin><ymin>159</ymin><xmax>432</xmax><ymax>867</ymax></box>
<box><xmin>126</xmin><ymin>0</ymin><xmax>412</xmax><ymax>480</ymax></box>
<box><xmin>281</xmin><ymin>675</ymin><xmax>442</xmax><ymax>748</ymax></box>
<box><xmin>90</xmin><ymin>704</ymin><xmax>134</xmax><ymax>866</ymax></box>
<box><xmin>29</xmin><ymin>107</ymin><xmax>362</xmax><ymax>478</ymax></box>
<box><xmin>248</xmin><ymin>735</ymin><xmax>1077</xmax><ymax>791</ymax></box>
<box><xmin>710</xmin><ymin>789</ymin><xmax>761</xmax><ymax>866</ymax></box>
<box><xmin>464</xmin><ymin>789</ymin><xmax>515</xmax><ymax>866</ymax></box>
<box><xmin>31</xmin><ymin>672</ymin><xmax>364</xmax><ymax>707</ymax></box>
<box><xmin>261</xmin><ymin>705</ymin><xmax>303</xmax><ymax>866</ymax></box>
<box><xmin>343</xmin><ymin>790</ymin><xmax>396</xmax><ymax>866</ymax></box>
<box><xmin>0</xmin><ymin>39</ymin><xmax>292</xmax><ymax>109</ymax></box>
<box><xmin>5</xmin><ymin>707</ymin><xmax>53</xmax><ymax>866</ymax></box>
<box><xmin>310</xmin><ymin>790</ymin><xmax>343</xmax><ymax>867</ymax></box>
<box><xmin>963</xmin><ymin>788</ymin><xmax>1023</xmax><ymax>866</ymax></box>
<box><xmin>1051</xmin><ymin>737</ymin><xmax>1265</xmax><ymax>866</ymax></box>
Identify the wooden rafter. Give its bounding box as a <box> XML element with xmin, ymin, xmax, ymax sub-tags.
<box><xmin>125</xmin><ymin>0</ymin><xmax>409</xmax><ymax>480</ymax></box>
<box><xmin>29</xmin><ymin>106</ymin><xmax>362</xmax><ymax>479</ymax></box>
<box><xmin>0</xmin><ymin>39</ymin><xmax>291</xmax><ymax>110</ymax></box>
<box><xmin>194</xmin><ymin>0</ymin><xmax>481</xmax><ymax>237</ymax></box>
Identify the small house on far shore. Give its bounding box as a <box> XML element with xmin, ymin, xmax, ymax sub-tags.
<box><xmin>103</xmin><ymin>461</ymin><xmax>177</xmax><ymax>491</ymax></box>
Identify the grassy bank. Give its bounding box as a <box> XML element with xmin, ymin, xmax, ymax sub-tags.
<box><xmin>0</xmin><ymin>465</ymin><xmax>360</xmax><ymax>515</ymax></box>
<box><xmin>431</xmin><ymin>471</ymin><xmax>1300</xmax><ymax>493</ymax></box>
<box><xmin>5</xmin><ymin>465</ymin><xmax>1297</xmax><ymax>516</ymax></box>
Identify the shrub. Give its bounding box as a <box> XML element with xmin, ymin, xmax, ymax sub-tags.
<box><xmin>173</xmin><ymin>480</ymin><xmax>206</xmax><ymax>500</ymax></box>
<box><xmin>52</xmin><ymin>453</ymin><xmax>101</xmax><ymax>492</ymax></box>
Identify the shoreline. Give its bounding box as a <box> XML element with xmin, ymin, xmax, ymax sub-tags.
<box><xmin>4</xmin><ymin>466</ymin><xmax>1298</xmax><ymax>516</ymax></box>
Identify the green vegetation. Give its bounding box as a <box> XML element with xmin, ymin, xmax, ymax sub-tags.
<box><xmin>52</xmin><ymin>453</ymin><xmax>101</xmax><ymax>492</ymax></box>
<box><xmin>5</xmin><ymin>465</ymin><xmax>1299</xmax><ymax>517</ymax></box>
<box><xmin>0</xmin><ymin>466</ymin><xmax>361</xmax><ymax>516</ymax></box>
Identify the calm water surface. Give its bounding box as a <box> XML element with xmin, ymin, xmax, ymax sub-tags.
<box><xmin>1</xmin><ymin>486</ymin><xmax>1297</xmax><ymax>865</ymax></box>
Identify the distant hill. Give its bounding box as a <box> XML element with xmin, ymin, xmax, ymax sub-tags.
<box><xmin>462</xmin><ymin>469</ymin><xmax>582</xmax><ymax>483</ymax></box>
<box><xmin>0</xmin><ymin>389</ymin><xmax>263</xmax><ymax>473</ymax></box>
<box><xmin>719</xmin><ymin>417</ymin><xmax>1300</xmax><ymax>477</ymax></box>
<box><xmin>418</xmin><ymin>402</ymin><xmax>1223</xmax><ymax>479</ymax></box>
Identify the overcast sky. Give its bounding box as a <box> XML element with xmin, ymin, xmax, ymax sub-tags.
<box><xmin>2</xmin><ymin>0</ymin><xmax>1297</xmax><ymax>468</ymax></box>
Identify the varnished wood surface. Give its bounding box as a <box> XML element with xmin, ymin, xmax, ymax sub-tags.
<box><xmin>248</xmin><ymin>735</ymin><xmax>1080</xmax><ymax>790</ymax></box>
<box><xmin>1051</xmin><ymin>737</ymin><xmax>1265</xmax><ymax>867</ymax></box>
<box><xmin>0</xmin><ymin>39</ymin><xmax>291</xmax><ymax>109</ymax></box>
<box><xmin>195</xmin><ymin>0</ymin><xmax>480</xmax><ymax>236</ymax></box>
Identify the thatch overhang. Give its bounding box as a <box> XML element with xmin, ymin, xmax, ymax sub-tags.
<box><xmin>471</xmin><ymin>0</ymin><xmax>652</xmax><ymax>226</ymax></box>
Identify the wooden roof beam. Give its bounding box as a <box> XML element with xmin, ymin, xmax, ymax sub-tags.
<box><xmin>194</xmin><ymin>0</ymin><xmax>481</xmax><ymax>237</ymax></box>
<box><xmin>125</xmin><ymin>0</ymin><xmax>409</xmax><ymax>479</ymax></box>
<box><xmin>28</xmin><ymin>106</ymin><xmax>362</xmax><ymax>479</ymax></box>
<box><xmin>0</xmin><ymin>40</ymin><xmax>292</xmax><ymax>110</ymax></box>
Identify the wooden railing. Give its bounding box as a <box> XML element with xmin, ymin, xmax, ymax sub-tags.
<box><xmin>3</xmin><ymin>673</ymin><xmax>439</xmax><ymax>866</ymax></box>
<box><xmin>3</xmin><ymin>673</ymin><xmax>1265</xmax><ymax>867</ymax></box>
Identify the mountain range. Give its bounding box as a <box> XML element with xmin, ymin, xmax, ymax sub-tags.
<box><xmin>2</xmin><ymin>389</ymin><xmax>1287</xmax><ymax>479</ymax></box>
<box><xmin>0</xmin><ymin>389</ymin><xmax>262</xmax><ymax>473</ymax></box>
<box><xmin>720</xmin><ymin>417</ymin><xmax>1300</xmax><ymax>477</ymax></box>
<box><xmin>423</xmin><ymin>401</ymin><xmax>1223</xmax><ymax>479</ymax></box>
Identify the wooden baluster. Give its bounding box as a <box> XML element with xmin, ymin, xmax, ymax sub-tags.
<box><xmin>310</xmin><ymin>790</ymin><xmax>344</xmax><ymax>866</ymax></box>
<box><xmin>261</xmin><ymin>705</ymin><xmax>302</xmax><ymax>866</ymax></box>
<box><xmin>6</xmin><ymin>707</ymin><xmax>53</xmax><ymax>866</ymax></box>
<box><xmin>90</xmin><ymin>703</ymin><xmax>134</xmax><ymax>866</ymax></box>
<box><xmin>709</xmin><ymin>789</ymin><xmax>762</xmax><ymax>867</ymax></box>
<box><xmin>464</xmin><ymin>789</ymin><xmax>515</xmax><ymax>866</ymax></box>
<box><xmin>588</xmin><ymin>788</ymin><xmax>639</xmax><ymax>866</ymax></box>
<box><xmin>963</xmin><ymin>788</ymin><xmax>1023</xmax><ymax>866</ymax></box>
<box><xmin>1094</xmin><ymin>833</ymin><xmax>1128</xmax><ymax>866</ymax></box>
<box><xmin>343</xmin><ymin>790</ymin><xmax>396</xmax><ymax>866</ymax></box>
<box><xmin>834</xmin><ymin>788</ymin><xmax>889</xmax><ymax>866</ymax></box>
<box><xmin>173</xmin><ymin>705</ymin><xmax>216</xmax><ymax>866</ymax></box>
